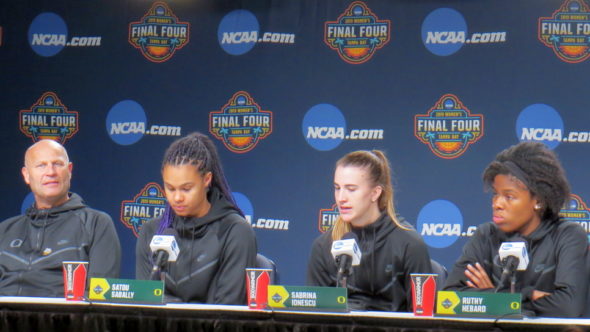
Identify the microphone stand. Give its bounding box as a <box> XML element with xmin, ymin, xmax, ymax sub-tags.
<box><xmin>150</xmin><ymin>251</ymin><xmax>169</xmax><ymax>281</ymax></box>
<box><xmin>495</xmin><ymin>256</ymin><xmax>519</xmax><ymax>293</ymax></box>
<box><xmin>336</xmin><ymin>255</ymin><xmax>351</xmax><ymax>288</ymax></box>
<box><xmin>337</xmin><ymin>272</ymin><xmax>348</xmax><ymax>288</ymax></box>
<box><xmin>150</xmin><ymin>266</ymin><xmax>162</xmax><ymax>281</ymax></box>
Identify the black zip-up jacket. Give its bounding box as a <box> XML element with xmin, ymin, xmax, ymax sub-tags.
<box><xmin>307</xmin><ymin>214</ymin><xmax>432</xmax><ymax>311</ymax></box>
<box><xmin>136</xmin><ymin>188</ymin><xmax>257</xmax><ymax>304</ymax></box>
<box><xmin>0</xmin><ymin>193</ymin><xmax>121</xmax><ymax>297</ymax></box>
<box><xmin>443</xmin><ymin>219</ymin><xmax>588</xmax><ymax>318</ymax></box>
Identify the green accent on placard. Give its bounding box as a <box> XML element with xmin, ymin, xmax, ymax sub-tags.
<box><xmin>89</xmin><ymin>278</ymin><xmax>164</xmax><ymax>304</ymax></box>
<box><xmin>268</xmin><ymin>286</ymin><xmax>347</xmax><ymax>311</ymax></box>
<box><xmin>436</xmin><ymin>291</ymin><xmax>522</xmax><ymax>318</ymax></box>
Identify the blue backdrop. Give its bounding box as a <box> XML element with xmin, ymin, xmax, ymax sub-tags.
<box><xmin>1</xmin><ymin>0</ymin><xmax>590</xmax><ymax>286</ymax></box>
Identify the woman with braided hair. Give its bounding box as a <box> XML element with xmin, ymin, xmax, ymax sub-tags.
<box><xmin>307</xmin><ymin>150</ymin><xmax>432</xmax><ymax>311</ymax></box>
<box><xmin>136</xmin><ymin>132</ymin><xmax>257</xmax><ymax>304</ymax></box>
<box><xmin>444</xmin><ymin>141</ymin><xmax>587</xmax><ymax>317</ymax></box>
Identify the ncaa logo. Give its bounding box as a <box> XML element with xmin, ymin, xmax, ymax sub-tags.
<box><xmin>232</xmin><ymin>193</ymin><xmax>289</xmax><ymax>231</ymax></box>
<box><xmin>501</xmin><ymin>243</ymin><xmax>514</xmax><ymax>250</ymax></box>
<box><xmin>233</xmin><ymin>192</ymin><xmax>254</xmax><ymax>224</ymax></box>
<box><xmin>218</xmin><ymin>10</ymin><xmax>259</xmax><ymax>55</ymax></box>
<box><xmin>302</xmin><ymin>104</ymin><xmax>346</xmax><ymax>151</ymax></box>
<box><xmin>417</xmin><ymin>199</ymin><xmax>464</xmax><ymax>248</ymax></box>
<box><xmin>422</xmin><ymin>8</ymin><xmax>467</xmax><ymax>56</ymax></box>
<box><xmin>516</xmin><ymin>104</ymin><xmax>564</xmax><ymax>149</ymax></box>
<box><xmin>106</xmin><ymin>100</ymin><xmax>147</xmax><ymax>146</ymax></box>
<box><xmin>28</xmin><ymin>12</ymin><xmax>68</xmax><ymax>57</ymax></box>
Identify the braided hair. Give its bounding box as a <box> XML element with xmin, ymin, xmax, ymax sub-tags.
<box><xmin>157</xmin><ymin>132</ymin><xmax>241</xmax><ymax>234</ymax></box>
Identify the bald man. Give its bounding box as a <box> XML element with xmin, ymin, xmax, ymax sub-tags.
<box><xmin>0</xmin><ymin>140</ymin><xmax>121</xmax><ymax>297</ymax></box>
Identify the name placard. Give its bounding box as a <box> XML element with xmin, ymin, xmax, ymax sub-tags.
<box><xmin>267</xmin><ymin>286</ymin><xmax>347</xmax><ymax>311</ymax></box>
<box><xmin>436</xmin><ymin>291</ymin><xmax>522</xmax><ymax>318</ymax></box>
<box><xmin>89</xmin><ymin>278</ymin><xmax>164</xmax><ymax>304</ymax></box>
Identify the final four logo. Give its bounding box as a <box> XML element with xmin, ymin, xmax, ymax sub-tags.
<box><xmin>120</xmin><ymin>183</ymin><xmax>167</xmax><ymax>237</ymax></box>
<box><xmin>19</xmin><ymin>92</ymin><xmax>79</xmax><ymax>143</ymax></box>
<box><xmin>318</xmin><ymin>204</ymin><xmax>339</xmax><ymax>233</ymax></box>
<box><xmin>209</xmin><ymin>91</ymin><xmax>273</xmax><ymax>153</ymax></box>
<box><xmin>560</xmin><ymin>194</ymin><xmax>590</xmax><ymax>234</ymax></box>
<box><xmin>414</xmin><ymin>94</ymin><xmax>484</xmax><ymax>159</ymax></box>
<box><xmin>129</xmin><ymin>2</ymin><xmax>190</xmax><ymax>62</ymax></box>
<box><xmin>324</xmin><ymin>1</ymin><xmax>390</xmax><ymax>64</ymax></box>
<box><xmin>539</xmin><ymin>0</ymin><xmax>590</xmax><ymax>63</ymax></box>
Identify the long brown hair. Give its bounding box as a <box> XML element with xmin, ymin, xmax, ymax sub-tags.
<box><xmin>331</xmin><ymin>150</ymin><xmax>408</xmax><ymax>241</ymax></box>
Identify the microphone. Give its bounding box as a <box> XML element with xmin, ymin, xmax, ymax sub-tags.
<box><xmin>149</xmin><ymin>228</ymin><xmax>180</xmax><ymax>280</ymax></box>
<box><xmin>495</xmin><ymin>241</ymin><xmax>528</xmax><ymax>293</ymax></box>
<box><xmin>330</xmin><ymin>232</ymin><xmax>361</xmax><ymax>287</ymax></box>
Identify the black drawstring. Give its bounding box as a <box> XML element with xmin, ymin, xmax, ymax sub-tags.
<box><xmin>28</xmin><ymin>209</ymin><xmax>48</xmax><ymax>253</ymax></box>
<box><xmin>23</xmin><ymin>210</ymin><xmax>36</xmax><ymax>251</ymax></box>
<box><xmin>37</xmin><ymin>211</ymin><xmax>48</xmax><ymax>253</ymax></box>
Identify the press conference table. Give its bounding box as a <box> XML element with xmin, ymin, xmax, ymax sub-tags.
<box><xmin>0</xmin><ymin>297</ymin><xmax>588</xmax><ymax>332</ymax></box>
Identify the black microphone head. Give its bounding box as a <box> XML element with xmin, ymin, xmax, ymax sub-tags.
<box><xmin>157</xmin><ymin>250</ymin><xmax>169</xmax><ymax>260</ymax></box>
<box><xmin>341</xmin><ymin>232</ymin><xmax>358</xmax><ymax>241</ymax></box>
<box><xmin>502</xmin><ymin>255</ymin><xmax>519</xmax><ymax>267</ymax></box>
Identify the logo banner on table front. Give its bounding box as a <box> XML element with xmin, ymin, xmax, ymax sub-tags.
<box><xmin>267</xmin><ymin>285</ymin><xmax>347</xmax><ymax>311</ymax></box>
<box><xmin>436</xmin><ymin>291</ymin><xmax>522</xmax><ymax>318</ymax></box>
<box><xmin>89</xmin><ymin>278</ymin><xmax>164</xmax><ymax>304</ymax></box>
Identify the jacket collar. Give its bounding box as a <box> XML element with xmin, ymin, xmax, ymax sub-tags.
<box><xmin>25</xmin><ymin>192</ymin><xmax>86</xmax><ymax>226</ymax></box>
<box><xmin>172</xmin><ymin>187</ymin><xmax>239</xmax><ymax>236</ymax></box>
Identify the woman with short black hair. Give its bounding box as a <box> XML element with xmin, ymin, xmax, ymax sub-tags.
<box><xmin>444</xmin><ymin>141</ymin><xmax>587</xmax><ymax>317</ymax></box>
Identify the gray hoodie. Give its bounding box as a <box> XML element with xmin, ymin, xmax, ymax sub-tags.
<box><xmin>443</xmin><ymin>219</ymin><xmax>588</xmax><ymax>318</ymax></box>
<box><xmin>0</xmin><ymin>193</ymin><xmax>121</xmax><ymax>297</ymax></box>
<box><xmin>136</xmin><ymin>187</ymin><xmax>257</xmax><ymax>304</ymax></box>
<box><xmin>307</xmin><ymin>213</ymin><xmax>432</xmax><ymax>311</ymax></box>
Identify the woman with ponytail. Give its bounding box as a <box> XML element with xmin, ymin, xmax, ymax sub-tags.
<box><xmin>307</xmin><ymin>150</ymin><xmax>432</xmax><ymax>311</ymax></box>
<box><xmin>136</xmin><ymin>132</ymin><xmax>257</xmax><ymax>304</ymax></box>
